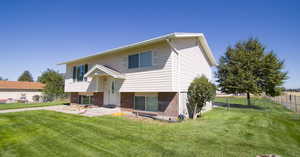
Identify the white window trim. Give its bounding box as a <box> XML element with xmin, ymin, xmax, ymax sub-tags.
<box><xmin>80</xmin><ymin>95</ymin><xmax>93</xmax><ymax>105</ymax></box>
<box><xmin>73</xmin><ymin>64</ymin><xmax>88</xmax><ymax>82</ymax></box>
<box><xmin>128</xmin><ymin>51</ymin><xmax>153</xmax><ymax>69</ymax></box>
<box><xmin>134</xmin><ymin>93</ymin><xmax>158</xmax><ymax>112</ymax></box>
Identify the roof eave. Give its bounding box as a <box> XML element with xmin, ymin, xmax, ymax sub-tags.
<box><xmin>57</xmin><ymin>33</ymin><xmax>177</xmax><ymax>65</ymax></box>
<box><xmin>57</xmin><ymin>33</ymin><xmax>217</xmax><ymax>66</ymax></box>
<box><xmin>197</xmin><ymin>35</ymin><xmax>217</xmax><ymax>66</ymax></box>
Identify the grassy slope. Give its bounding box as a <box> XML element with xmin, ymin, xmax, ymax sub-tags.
<box><xmin>0</xmin><ymin>101</ymin><xmax>65</xmax><ymax>110</ymax></box>
<box><xmin>0</xmin><ymin>98</ymin><xmax>299</xmax><ymax>157</ymax></box>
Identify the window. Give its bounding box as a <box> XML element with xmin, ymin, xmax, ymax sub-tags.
<box><xmin>128</xmin><ymin>51</ymin><xmax>152</xmax><ymax>69</ymax></box>
<box><xmin>73</xmin><ymin>64</ymin><xmax>88</xmax><ymax>82</ymax></box>
<box><xmin>111</xmin><ymin>80</ymin><xmax>115</xmax><ymax>94</ymax></box>
<box><xmin>80</xmin><ymin>95</ymin><xmax>93</xmax><ymax>104</ymax></box>
<box><xmin>134</xmin><ymin>96</ymin><xmax>145</xmax><ymax>110</ymax></box>
<box><xmin>134</xmin><ymin>95</ymin><xmax>158</xmax><ymax>112</ymax></box>
<box><xmin>128</xmin><ymin>54</ymin><xmax>139</xmax><ymax>69</ymax></box>
<box><xmin>140</xmin><ymin>51</ymin><xmax>152</xmax><ymax>67</ymax></box>
<box><xmin>146</xmin><ymin>96</ymin><xmax>158</xmax><ymax>112</ymax></box>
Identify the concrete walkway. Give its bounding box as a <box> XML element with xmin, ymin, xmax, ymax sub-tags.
<box><xmin>0</xmin><ymin>105</ymin><xmax>62</xmax><ymax>114</ymax></box>
<box><xmin>0</xmin><ymin>105</ymin><xmax>121</xmax><ymax>117</ymax></box>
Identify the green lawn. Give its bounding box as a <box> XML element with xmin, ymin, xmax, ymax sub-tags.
<box><xmin>0</xmin><ymin>101</ymin><xmax>66</xmax><ymax>110</ymax></box>
<box><xmin>0</xmin><ymin>98</ymin><xmax>299</xmax><ymax>157</ymax></box>
<box><xmin>213</xmin><ymin>96</ymin><xmax>291</xmax><ymax>112</ymax></box>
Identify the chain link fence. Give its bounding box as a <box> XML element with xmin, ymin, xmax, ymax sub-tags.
<box><xmin>268</xmin><ymin>94</ymin><xmax>300</xmax><ymax>113</ymax></box>
<box><xmin>213</xmin><ymin>95</ymin><xmax>300</xmax><ymax>113</ymax></box>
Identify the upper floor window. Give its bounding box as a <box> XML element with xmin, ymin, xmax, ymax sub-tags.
<box><xmin>128</xmin><ymin>51</ymin><xmax>152</xmax><ymax>69</ymax></box>
<box><xmin>73</xmin><ymin>64</ymin><xmax>88</xmax><ymax>82</ymax></box>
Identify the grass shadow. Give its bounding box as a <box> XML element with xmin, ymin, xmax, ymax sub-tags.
<box><xmin>213</xmin><ymin>102</ymin><xmax>265</xmax><ymax>110</ymax></box>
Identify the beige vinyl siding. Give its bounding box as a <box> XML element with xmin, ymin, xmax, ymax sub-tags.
<box><xmin>64</xmin><ymin>41</ymin><xmax>174</xmax><ymax>92</ymax></box>
<box><xmin>172</xmin><ymin>38</ymin><xmax>212</xmax><ymax>92</ymax></box>
<box><xmin>170</xmin><ymin>38</ymin><xmax>213</xmax><ymax>115</ymax></box>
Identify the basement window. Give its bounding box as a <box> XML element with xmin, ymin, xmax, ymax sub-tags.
<box><xmin>134</xmin><ymin>95</ymin><xmax>158</xmax><ymax>112</ymax></box>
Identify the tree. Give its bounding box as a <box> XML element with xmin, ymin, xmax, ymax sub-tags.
<box><xmin>0</xmin><ymin>76</ymin><xmax>8</xmax><ymax>81</ymax></box>
<box><xmin>18</xmin><ymin>71</ymin><xmax>34</xmax><ymax>82</ymax></box>
<box><xmin>38</xmin><ymin>69</ymin><xmax>65</xmax><ymax>101</ymax></box>
<box><xmin>216</xmin><ymin>38</ymin><xmax>287</xmax><ymax>105</ymax></box>
<box><xmin>187</xmin><ymin>76</ymin><xmax>216</xmax><ymax>119</ymax></box>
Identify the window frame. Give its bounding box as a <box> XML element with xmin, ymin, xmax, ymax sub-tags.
<box><xmin>128</xmin><ymin>54</ymin><xmax>139</xmax><ymax>69</ymax></box>
<box><xmin>80</xmin><ymin>95</ymin><xmax>93</xmax><ymax>105</ymax></box>
<box><xmin>128</xmin><ymin>51</ymin><xmax>153</xmax><ymax>69</ymax></box>
<box><xmin>140</xmin><ymin>51</ymin><xmax>152</xmax><ymax>67</ymax></box>
<box><xmin>134</xmin><ymin>94</ymin><xmax>158</xmax><ymax>112</ymax></box>
<box><xmin>73</xmin><ymin>64</ymin><xmax>88</xmax><ymax>82</ymax></box>
<box><xmin>134</xmin><ymin>96</ymin><xmax>146</xmax><ymax>111</ymax></box>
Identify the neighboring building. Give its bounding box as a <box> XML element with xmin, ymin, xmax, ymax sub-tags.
<box><xmin>59</xmin><ymin>32</ymin><xmax>217</xmax><ymax>118</ymax></box>
<box><xmin>0</xmin><ymin>81</ymin><xmax>45</xmax><ymax>103</ymax></box>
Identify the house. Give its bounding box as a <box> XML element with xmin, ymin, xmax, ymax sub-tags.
<box><xmin>0</xmin><ymin>81</ymin><xmax>45</xmax><ymax>103</ymax></box>
<box><xmin>59</xmin><ymin>32</ymin><xmax>217</xmax><ymax>118</ymax></box>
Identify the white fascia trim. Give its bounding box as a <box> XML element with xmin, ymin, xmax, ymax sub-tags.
<box><xmin>57</xmin><ymin>32</ymin><xmax>217</xmax><ymax>66</ymax></box>
<box><xmin>197</xmin><ymin>35</ymin><xmax>217</xmax><ymax>66</ymax></box>
<box><xmin>84</xmin><ymin>64</ymin><xmax>125</xmax><ymax>79</ymax></box>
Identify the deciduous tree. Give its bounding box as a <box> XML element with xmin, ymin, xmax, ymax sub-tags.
<box><xmin>38</xmin><ymin>69</ymin><xmax>64</xmax><ymax>101</ymax></box>
<box><xmin>187</xmin><ymin>76</ymin><xmax>216</xmax><ymax>119</ymax></box>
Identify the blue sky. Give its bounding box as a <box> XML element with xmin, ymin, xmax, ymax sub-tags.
<box><xmin>0</xmin><ymin>0</ymin><xmax>299</xmax><ymax>88</ymax></box>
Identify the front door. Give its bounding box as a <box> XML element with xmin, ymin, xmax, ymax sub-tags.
<box><xmin>109</xmin><ymin>78</ymin><xmax>117</xmax><ymax>105</ymax></box>
<box><xmin>104</xmin><ymin>77</ymin><xmax>120</xmax><ymax>105</ymax></box>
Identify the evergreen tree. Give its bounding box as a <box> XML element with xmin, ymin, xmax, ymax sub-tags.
<box><xmin>18</xmin><ymin>71</ymin><xmax>34</xmax><ymax>82</ymax></box>
<box><xmin>216</xmin><ymin>38</ymin><xmax>287</xmax><ymax>105</ymax></box>
<box><xmin>0</xmin><ymin>76</ymin><xmax>8</xmax><ymax>80</ymax></box>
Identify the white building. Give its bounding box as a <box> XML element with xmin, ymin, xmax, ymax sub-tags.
<box><xmin>0</xmin><ymin>81</ymin><xmax>44</xmax><ymax>103</ymax></box>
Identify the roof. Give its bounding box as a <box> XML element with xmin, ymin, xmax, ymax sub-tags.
<box><xmin>84</xmin><ymin>64</ymin><xmax>126</xmax><ymax>79</ymax></box>
<box><xmin>0</xmin><ymin>81</ymin><xmax>45</xmax><ymax>90</ymax></box>
<box><xmin>58</xmin><ymin>32</ymin><xmax>217</xmax><ymax>66</ymax></box>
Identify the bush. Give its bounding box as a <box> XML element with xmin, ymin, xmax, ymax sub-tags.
<box><xmin>187</xmin><ymin>76</ymin><xmax>216</xmax><ymax>119</ymax></box>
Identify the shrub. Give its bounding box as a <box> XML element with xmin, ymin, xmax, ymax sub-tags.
<box><xmin>187</xmin><ymin>76</ymin><xmax>216</xmax><ymax>119</ymax></box>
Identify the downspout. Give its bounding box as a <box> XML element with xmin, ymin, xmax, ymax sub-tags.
<box><xmin>166</xmin><ymin>38</ymin><xmax>181</xmax><ymax>116</ymax></box>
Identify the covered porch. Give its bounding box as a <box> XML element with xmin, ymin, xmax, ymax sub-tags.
<box><xmin>70</xmin><ymin>64</ymin><xmax>125</xmax><ymax>106</ymax></box>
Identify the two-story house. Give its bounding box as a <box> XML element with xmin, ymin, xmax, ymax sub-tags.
<box><xmin>59</xmin><ymin>33</ymin><xmax>217</xmax><ymax>118</ymax></box>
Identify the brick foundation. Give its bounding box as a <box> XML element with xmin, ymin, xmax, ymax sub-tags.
<box><xmin>93</xmin><ymin>92</ymin><xmax>104</xmax><ymax>106</ymax></box>
<box><xmin>70</xmin><ymin>92</ymin><xmax>103</xmax><ymax>106</ymax></box>
<box><xmin>70</xmin><ymin>92</ymin><xmax>79</xmax><ymax>104</ymax></box>
<box><xmin>120</xmin><ymin>92</ymin><xmax>134</xmax><ymax>109</ymax></box>
<box><xmin>158</xmin><ymin>92</ymin><xmax>179</xmax><ymax>117</ymax></box>
<box><xmin>120</xmin><ymin>92</ymin><xmax>179</xmax><ymax>117</ymax></box>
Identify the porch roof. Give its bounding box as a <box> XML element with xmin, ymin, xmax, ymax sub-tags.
<box><xmin>84</xmin><ymin>64</ymin><xmax>126</xmax><ymax>79</ymax></box>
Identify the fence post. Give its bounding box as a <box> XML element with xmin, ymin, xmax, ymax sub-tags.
<box><xmin>295</xmin><ymin>95</ymin><xmax>298</xmax><ymax>113</ymax></box>
<box><xmin>288</xmin><ymin>95</ymin><xmax>293</xmax><ymax>110</ymax></box>
<box><xmin>226</xmin><ymin>97</ymin><xmax>229</xmax><ymax>111</ymax></box>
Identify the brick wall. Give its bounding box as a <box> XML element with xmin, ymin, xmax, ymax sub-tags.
<box><xmin>158</xmin><ymin>92</ymin><xmax>179</xmax><ymax>117</ymax></box>
<box><xmin>120</xmin><ymin>92</ymin><xmax>179</xmax><ymax>117</ymax></box>
<box><xmin>70</xmin><ymin>92</ymin><xmax>79</xmax><ymax>104</ymax></box>
<box><xmin>93</xmin><ymin>92</ymin><xmax>103</xmax><ymax>106</ymax></box>
<box><xmin>120</xmin><ymin>92</ymin><xmax>134</xmax><ymax>109</ymax></box>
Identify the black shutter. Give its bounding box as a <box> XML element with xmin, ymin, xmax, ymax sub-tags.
<box><xmin>85</xmin><ymin>64</ymin><xmax>88</xmax><ymax>73</ymax></box>
<box><xmin>84</xmin><ymin>64</ymin><xmax>88</xmax><ymax>81</ymax></box>
<box><xmin>73</xmin><ymin>66</ymin><xmax>76</xmax><ymax>81</ymax></box>
<box><xmin>77</xmin><ymin>66</ymin><xmax>81</xmax><ymax>81</ymax></box>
